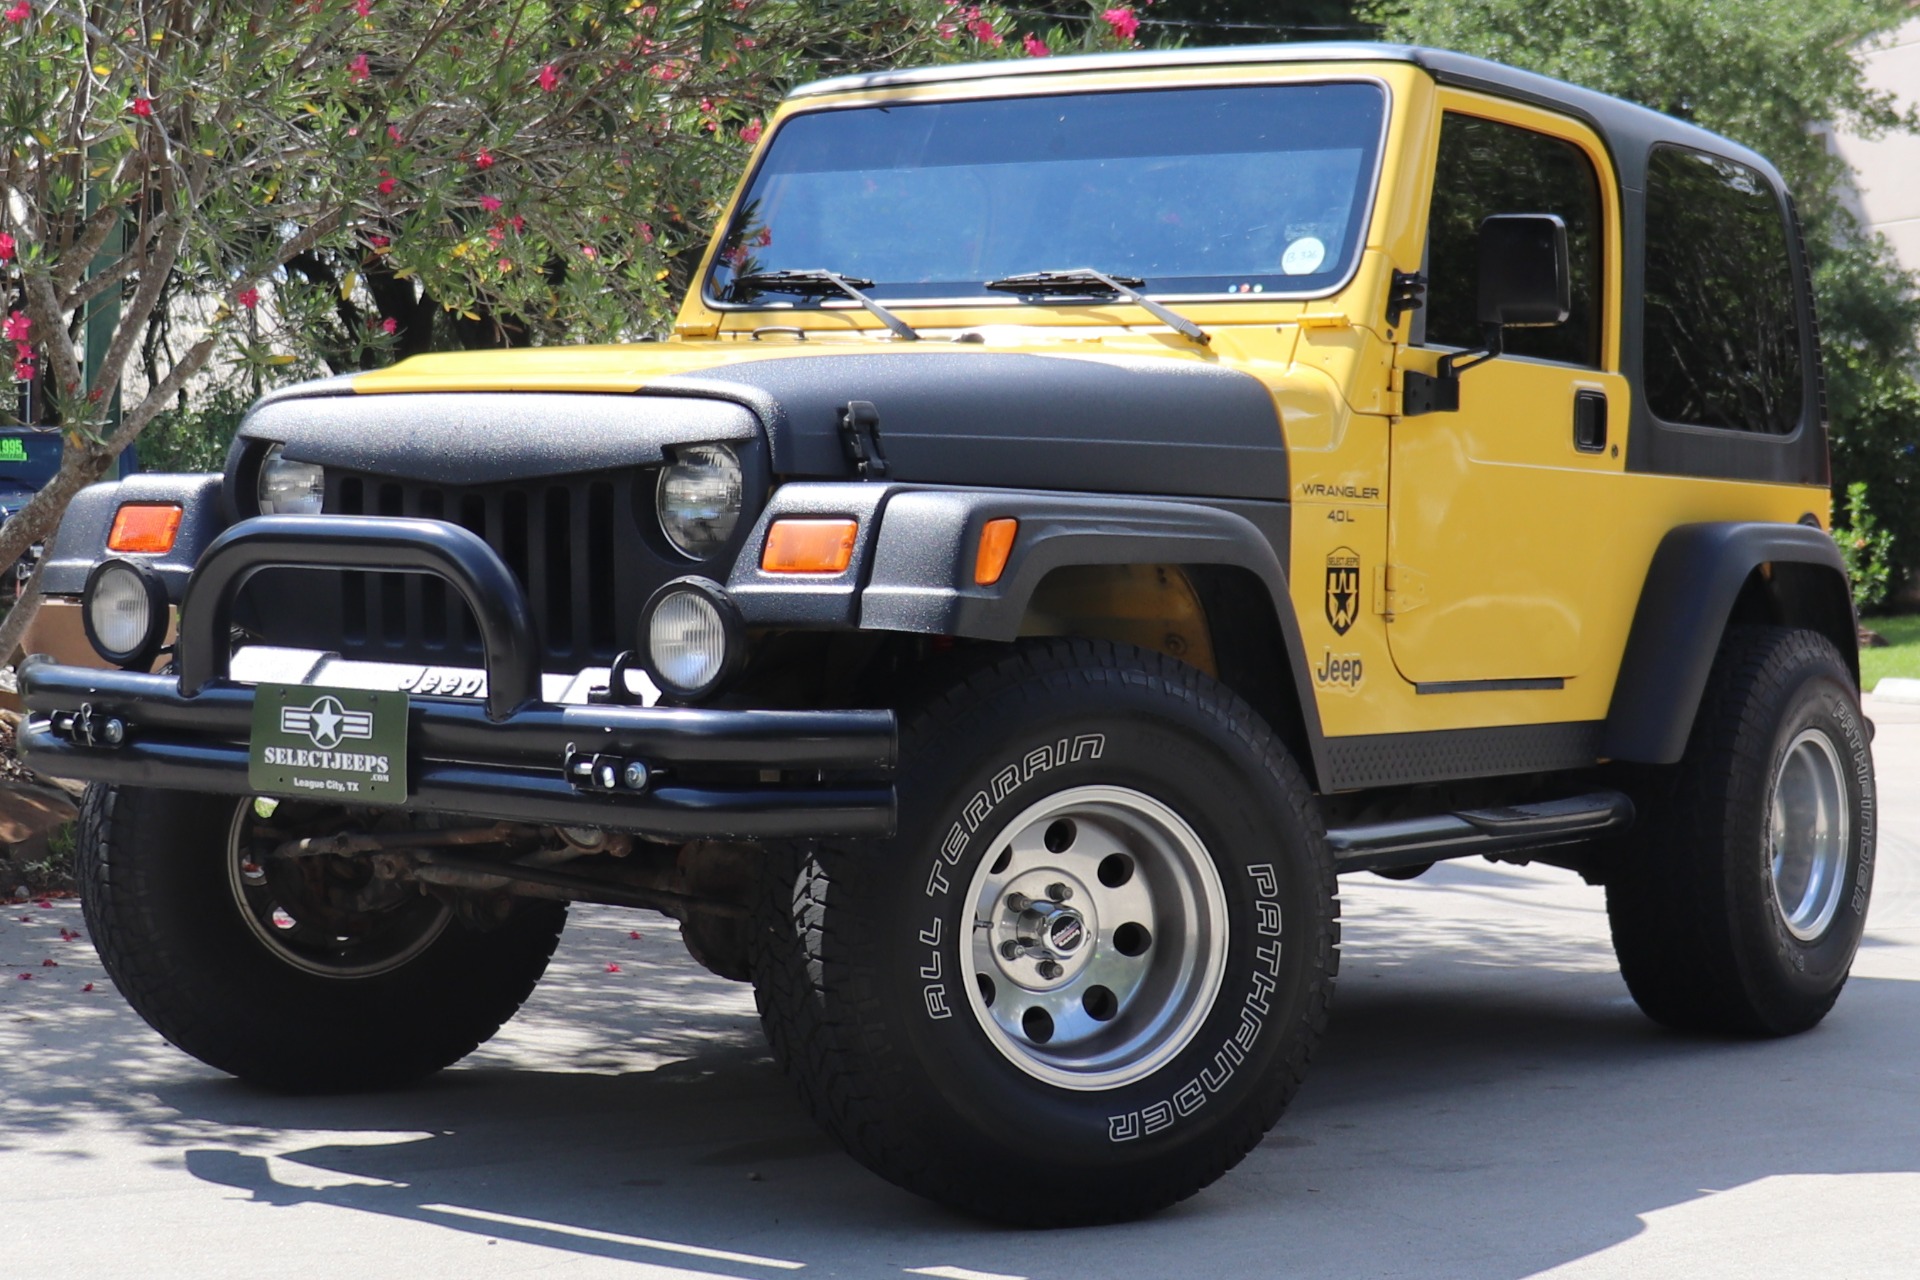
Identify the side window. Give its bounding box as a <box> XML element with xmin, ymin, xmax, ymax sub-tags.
<box><xmin>1643</xmin><ymin>146</ymin><xmax>1804</xmax><ymax>434</ymax></box>
<box><xmin>1425</xmin><ymin>113</ymin><xmax>1604</xmax><ymax>367</ymax></box>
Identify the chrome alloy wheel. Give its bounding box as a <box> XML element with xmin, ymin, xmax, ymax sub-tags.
<box><xmin>227</xmin><ymin>800</ymin><xmax>452</xmax><ymax>978</ymax></box>
<box><xmin>1768</xmin><ymin>728</ymin><xmax>1851</xmax><ymax>942</ymax></box>
<box><xmin>961</xmin><ymin>785</ymin><xmax>1229</xmax><ymax>1090</ymax></box>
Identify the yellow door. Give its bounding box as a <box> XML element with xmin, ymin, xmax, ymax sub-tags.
<box><xmin>1385</xmin><ymin>94</ymin><xmax>1629</xmax><ymax>689</ymax></box>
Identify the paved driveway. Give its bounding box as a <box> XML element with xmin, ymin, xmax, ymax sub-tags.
<box><xmin>5</xmin><ymin>697</ymin><xmax>1918</xmax><ymax>1279</ymax></box>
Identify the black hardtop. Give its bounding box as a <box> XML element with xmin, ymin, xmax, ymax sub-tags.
<box><xmin>786</xmin><ymin>41</ymin><xmax>1786</xmax><ymax>196</ymax></box>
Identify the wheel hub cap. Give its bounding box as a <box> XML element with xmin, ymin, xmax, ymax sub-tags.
<box><xmin>1768</xmin><ymin>728</ymin><xmax>1850</xmax><ymax>942</ymax></box>
<box><xmin>963</xmin><ymin>785</ymin><xmax>1230</xmax><ymax>1091</ymax></box>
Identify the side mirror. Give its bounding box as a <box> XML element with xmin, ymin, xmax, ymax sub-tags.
<box><xmin>1477</xmin><ymin>213</ymin><xmax>1570</xmax><ymax>329</ymax></box>
<box><xmin>1403</xmin><ymin>213</ymin><xmax>1573</xmax><ymax>416</ymax></box>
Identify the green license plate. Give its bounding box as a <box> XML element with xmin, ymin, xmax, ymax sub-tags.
<box><xmin>248</xmin><ymin>684</ymin><xmax>409</xmax><ymax>804</ymax></box>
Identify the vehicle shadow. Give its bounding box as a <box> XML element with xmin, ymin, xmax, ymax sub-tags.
<box><xmin>9</xmin><ymin>872</ymin><xmax>1920</xmax><ymax>1279</ymax></box>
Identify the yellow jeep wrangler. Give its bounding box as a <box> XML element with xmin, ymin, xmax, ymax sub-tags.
<box><xmin>22</xmin><ymin>42</ymin><xmax>1871</xmax><ymax>1224</ymax></box>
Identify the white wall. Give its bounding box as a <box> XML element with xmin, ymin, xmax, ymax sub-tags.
<box><xmin>1831</xmin><ymin>18</ymin><xmax>1920</xmax><ymax>276</ymax></box>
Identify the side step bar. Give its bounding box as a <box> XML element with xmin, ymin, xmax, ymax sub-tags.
<box><xmin>1325</xmin><ymin>791</ymin><xmax>1634</xmax><ymax>875</ymax></box>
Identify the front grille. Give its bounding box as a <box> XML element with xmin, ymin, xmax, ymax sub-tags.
<box><xmin>237</xmin><ymin>468</ymin><xmax>681</xmax><ymax>673</ymax></box>
<box><xmin>325</xmin><ymin>470</ymin><xmax>644</xmax><ymax>669</ymax></box>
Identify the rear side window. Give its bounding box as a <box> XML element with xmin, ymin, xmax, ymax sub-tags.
<box><xmin>1425</xmin><ymin>112</ymin><xmax>1604</xmax><ymax>367</ymax></box>
<box><xmin>1642</xmin><ymin>146</ymin><xmax>1804</xmax><ymax>434</ymax></box>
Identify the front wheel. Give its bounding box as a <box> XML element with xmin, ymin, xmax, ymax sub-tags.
<box><xmin>1606</xmin><ymin>626</ymin><xmax>1875</xmax><ymax>1035</ymax></box>
<box><xmin>752</xmin><ymin>642</ymin><xmax>1339</xmax><ymax>1224</ymax></box>
<box><xmin>78</xmin><ymin>785</ymin><xmax>567</xmax><ymax>1090</ymax></box>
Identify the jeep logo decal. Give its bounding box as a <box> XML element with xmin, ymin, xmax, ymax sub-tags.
<box><xmin>1325</xmin><ymin>547</ymin><xmax>1361</xmax><ymax>636</ymax></box>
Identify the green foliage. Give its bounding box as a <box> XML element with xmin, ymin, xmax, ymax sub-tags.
<box><xmin>1836</xmin><ymin>481</ymin><xmax>1897</xmax><ymax>610</ymax></box>
<box><xmin>1363</xmin><ymin>0</ymin><xmax>1920</xmax><ymax>577</ymax></box>
<box><xmin>138</xmin><ymin>383</ymin><xmax>254</xmax><ymax>474</ymax></box>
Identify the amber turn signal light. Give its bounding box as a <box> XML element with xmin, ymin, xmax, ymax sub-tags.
<box><xmin>762</xmin><ymin>518</ymin><xmax>858</xmax><ymax>573</ymax></box>
<box><xmin>975</xmin><ymin>518</ymin><xmax>1018</xmax><ymax>585</ymax></box>
<box><xmin>107</xmin><ymin>503</ymin><xmax>184</xmax><ymax>554</ymax></box>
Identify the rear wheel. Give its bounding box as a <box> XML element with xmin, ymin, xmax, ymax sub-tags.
<box><xmin>1606</xmin><ymin>626</ymin><xmax>1874</xmax><ymax>1035</ymax></box>
<box><xmin>752</xmin><ymin>641</ymin><xmax>1338</xmax><ymax>1224</ymax></box>
<box><xmin>78</xmin><ymin>785</ymin><xmax>566</xmax><ymax>1090</ymax></box>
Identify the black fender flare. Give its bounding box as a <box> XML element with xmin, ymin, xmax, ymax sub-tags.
<box><xmin>37</xmin><ymin>473</ymin><xmax>227</xmax><ymax>603</ymax></box>
<box><xmin>851</xmin><ymin>487</ymin><xmax>1329</xmax><ymax>783</ymax></box>
<box><xmin>1602</xmin><ymin>521</ymin><xmax>1854</xmax><ymax>764</ymax></box>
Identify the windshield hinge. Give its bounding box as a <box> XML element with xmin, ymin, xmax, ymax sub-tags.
<box><xmin>839</xmin><ymin>401</ymin><xmax>890</xmax><ymax>480</ymax></box>
<box><xmin>1386</xmin><ymin>271</ymin><xmax>1427</xmax><ymax>329</ymax></box>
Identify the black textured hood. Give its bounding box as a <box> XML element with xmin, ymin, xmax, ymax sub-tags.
<box><xmin>239</xmin><ymin>349</ymin><xmax>1287</xmax><ymax>499</ymax></box>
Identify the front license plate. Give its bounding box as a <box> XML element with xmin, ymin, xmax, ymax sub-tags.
<box><xmin>248</xmin><ymin>683</ymin><xmax>409</xmax><ymax>805</ymax></box>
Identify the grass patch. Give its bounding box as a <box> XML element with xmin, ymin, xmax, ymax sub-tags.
<box><xmin>1860</xmin><ymin>613</ymin><xmax>1920</xmax><ymax>691</ymax></box>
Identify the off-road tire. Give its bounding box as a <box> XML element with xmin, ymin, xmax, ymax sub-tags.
<box><xmin>751</xmin><ymin>640</ymin><xmax>1338</xmax><ymax>1225</ymax></box>
<box><xmin>78</xmin><ymin>784</ymin><xmax>567</xmax><ymax>1090</ymax></box>
<box><xmin>1606</xmin><ymin>625</ymin><xmax>1874</xmax><ymax>1035</ymax></box>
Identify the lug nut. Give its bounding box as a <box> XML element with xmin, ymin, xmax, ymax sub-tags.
<box><xmin>1005</xmin><ymin>892</ymin><xmax>1030</xmax><ymax>913</ymax></box>
<box><xmin>1036</xmin><ymin>959</ymin><xmax>1063</xmax><ymax>980</ymax></box>
<box><xmin>1048</xmin><ymin>882</ymin><xmax>1071</xmax><ymax>902</ymax></box>
<box><xmin>1001</xmin><ymin>940</ymin><xmax>1024</xmax><ymax>960</ymax></box>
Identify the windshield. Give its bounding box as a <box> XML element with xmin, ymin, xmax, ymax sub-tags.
<box><xmin>0</xmin><ymin>432</ymin><xmax>61</xmax><ymax>492</ymax></box>
<box><xmin>709</xmin><ymin>80</ymin><xmax>1387</xmax><ymax>306</ymax></box>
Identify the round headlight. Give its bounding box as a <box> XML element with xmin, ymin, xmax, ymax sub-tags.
<box><xmin>656</xmin><ymin>443</ymin><xmax>743</xmax><ymax>559</ymax></box>
<box><xmin>642</xmin><ymin>578</ymin><xmax>744</xmax><ymax>699</ymax></box>
<box><xmin>82</xmin><ymin>559</ymin><xmax>168</xmax><ymax>669</ymax></box>
<box><xmin>258</xmin><ymin>443</ymin><xmax>326</xmax><ymax>515</ymax></box>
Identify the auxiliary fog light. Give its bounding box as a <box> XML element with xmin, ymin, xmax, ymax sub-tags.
<box><xmin>82</xmin><ymin>558</ymin><xmax>169</xmax><ymax>669</ymax></box>
<box><xmin>641</xmin><ymin>577</ymin><xmax>745</xmax><ymax>701</ymax></box>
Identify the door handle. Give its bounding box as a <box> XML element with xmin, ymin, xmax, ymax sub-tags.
<box><xmin>1573</xmin><ymin>389</ymin><xmax>1608</xmax><ymax>453</ymax></box>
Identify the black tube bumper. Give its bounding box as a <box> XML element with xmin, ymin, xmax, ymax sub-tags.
<box><xmin>20</xmin><ymin>515</ymin><xmax>896</xmax><ymax>840</ymax></box>
<box><xmin>21</xmin><ymin>660</ymin><xmax>896</xmax><ymax>839</ymax></box>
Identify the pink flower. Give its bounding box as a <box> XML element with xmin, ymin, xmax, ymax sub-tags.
<box><xmin>1102</xmin><ymin>7</ymin><xmax>1139</xmax><ymax>40</ymax></box>
<box><xmin>966</xmin><ymin>14</ymin><xmax>1001</xmax><ymax>44</ymax></box>
<box><xmin>236</xmin><ymin>287</ymin><xmax>259</xmax><ymax>309</ymax></box>
<box><xmin>486</xmin><ymin>224</ymin><xmax>505</xmax><ymax>246</ymax></box>
<box><xmin>638</xmin><ymin>221</ymin><xmax>654</xmax><ymax>244</ymax></box>
<box><xmin>0</xmin><ymin>232</ymin><xmax>14</xmax><ymax>261</ymax></box>
<box><xmin>628</xmin><ymin>930</ymin><xmax>641</xmax><ymax>940</ymax></box>
<box><xmin>367</xmin><ymin>233</ymin><xmax>390</xmax><ymax>248</ymax></box>
<box><xmin>130</xmin><ymin>97</ymin><xmax>153</xmax><ymax>117</ymax></box>
<box><xmin>740</xmin><ymin>118</ymin><xmax>763</xmax><ymax>144</ymax></box>
<box><xmin>376</xmin><ymin>169</ymin><xmax>396</xmax><ymax>195</ymax></box>
<box><xmin>40</xmin><ymin>958</ymin><xmax>56</xmax><ymax>967</ymax></box>
<box><xmin>474</xmin><ymin>148</ymin><xmax>494</xmax><ymax>170</ymax></box>
<box><xmin>349</xmin><ymin>53</ymin><xmax>370</xmax><ymax>81</ymax></box>
<box><xmin>580</xmin><ymin>244</ymin><xmax>597</xmax><ymax>259</ymax></box>
<box><xmin>508</xmin><ymin>214</ymin><xmax>524</xmax><ymax>233</ymax></box>
<box><xmin>3</xmin><ymin>311</ymin><xmax>28</xmax><ymax>343</ymax></box>
<box><xmin>387</xmin><ymin>124</ymin><xmax>403</xmax><ymax>144</ymax></box>
<box><xmin>82</xmin><ymin>982</ymin><xmax>95</xmax><ymax>992</ymax></box>
<box><xmin>380</xmin><ymin>317</ymin><xmax>397</xmax><ymax>334</ymax></box>
<box><xmin>937</xmin><ymin>22</ymin><xmax>955</xmax><ymax>39</ymax></box>
<box><xmin>354</xmin><ymin>0</ymin><xmax>371</xmax><ymax>15</ymax></box>
<box><xmin>3</xmin><ymin>3</ymin><xmax>28</xmax><ymax>24</ymax></box>
<box><xmin>478</xmin><ymin>194</ymin><xmax>502</xmax><ymax>212</ymax></box>
<box><xmin>1023</xmin><ymin>33</ymin><xmax>1049</xmax><ymax>56</ymax></box>
<box><xmin>497</xmin><ymin>257</ymin><xmax>512</xmax><ymax>271</ymax></box>
<box><xmin>605</xmin><ymin>962</ymin><xmax>622</xmax><ymax>973</ymax></box>
<box><xmin>537</xmin><ymin>63</ymin><xmax>559</xmax><ymax>93</ymax></box>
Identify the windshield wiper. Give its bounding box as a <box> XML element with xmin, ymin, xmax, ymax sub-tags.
<box><xmin>733</xmin><ymin>269</ymin><xmax>921</xmax><ymax>342</ymax></box>
<box><xmin>984</xmin><ymin>268</ymin><xmax>1210</xmax><ymax>347</ymax></box>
